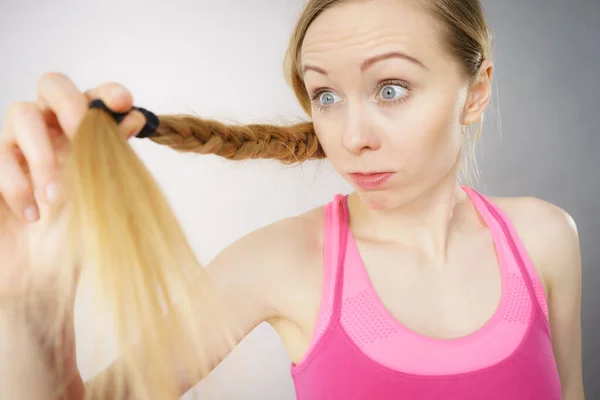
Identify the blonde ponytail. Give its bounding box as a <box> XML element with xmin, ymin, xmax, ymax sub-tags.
<box><xmin>30</xmin><ymin>103</ymin><xmax>228</xmax><ymax>399</ymax></box>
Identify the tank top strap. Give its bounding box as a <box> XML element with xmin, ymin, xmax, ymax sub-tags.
<box><xmin>462</xmin><ymin>186</ymin><xmax>508</xmax><ymax>242</ymax></box>
<box><xmin>325</xmin><ymin>194</ymin><xmax>350</xmax><ymax>326</ymax></box>
<box><xmin>463</xmin><ymin>187</ymin><xmax>551</xmax><ymax>337</ymax></box>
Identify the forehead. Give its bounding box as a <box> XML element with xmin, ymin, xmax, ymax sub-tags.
<box><xmin>301</xmin><ymin>0</ymin><xmax>444</xmax><ymax>70</ymax></box>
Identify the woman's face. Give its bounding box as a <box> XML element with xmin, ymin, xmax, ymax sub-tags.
<box><xmin>301</xmin><ymin>0</ymin><xmax>490</xmax><ymax>210</ymax></box>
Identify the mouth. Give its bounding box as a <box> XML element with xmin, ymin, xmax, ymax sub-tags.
<box><xmin>348</xmin><ymin>172</ymin><xmax>394</xmax><ymax>190</ymax></box>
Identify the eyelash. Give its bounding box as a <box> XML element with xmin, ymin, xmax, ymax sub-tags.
<box><xmin>309</xmin><ymin>80</ymin><xmax>412</xmax><ymax>112</ymax></box>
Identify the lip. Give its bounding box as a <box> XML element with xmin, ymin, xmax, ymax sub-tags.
<box><xmin>348</xmin><ymin>172</ymin><xmax>394</xmax><ymax>190</ymax></box>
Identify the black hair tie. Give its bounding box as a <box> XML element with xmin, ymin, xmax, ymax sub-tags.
<box><xmin>88</xmin><ymin>99</ymin><xmax>159</xmax><ymax>138</ymax></box>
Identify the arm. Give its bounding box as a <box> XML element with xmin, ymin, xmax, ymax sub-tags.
<box><xmin>0</xmin><ymin>205</ymin><xmax>84</xmax><ymax>400</ymax></box>
<box><xmin>539</xmin><ymin>204</ymin><xmax>585</xmax><ymax>399</ymax></box>
<box><xmin>506</xmin><ymin>197</ymin><xmax>585</xmax><ymax>399</ymax></box>
<box><xmin>0</xmin><ymin>305</ymin><xmax>65</xmax><ymax>400</ymax></box>
<box><xmin>82</xmin><ymin>215</ymin><xmax>305</xmax><ymax>398</ymax></box>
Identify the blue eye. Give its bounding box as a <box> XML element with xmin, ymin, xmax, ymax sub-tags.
<box><xmin>379</xmin><ymin>84</ymin><xmax>407</xmax><ymax>100</ymax></box>
<box><xmin>319</xmin><ymin>92</ymin><xmax>341</xmax><ymax>106</ymax></box>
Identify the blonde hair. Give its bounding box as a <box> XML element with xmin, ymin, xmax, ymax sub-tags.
<box><xmin>18</xmin><ymin>1</ymin><xmax>493</xmax><ymax>398</ymax></box>
<box><xmin>27</xmin><ymin>109</ymin><xmax>227</xmax><ymax>400</ymax></box>
<box><xmin>21</xmin><ymin>106</ymin><xmax>327</xmax><ymax>400</ymax></box>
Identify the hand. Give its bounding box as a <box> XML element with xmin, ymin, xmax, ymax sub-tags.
<box><xmin>0</xmin><ymin>72</ymin><xmax>147</xmax><ymax>225</ymax></box>
<box><xmin>0</xmin><ymin>72</ymin><xmax>148</xmax><ymax>299</ymax></box>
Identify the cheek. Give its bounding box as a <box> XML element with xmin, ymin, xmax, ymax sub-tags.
<box><xmin>313</xmin><ymin>117</ymin><xmax>342</xmax><ymax>158</ymax></box>
<box><xmin>386</xmin><ymin>92</ymin><xmax>464</xmax><ymax>172</ymax></box>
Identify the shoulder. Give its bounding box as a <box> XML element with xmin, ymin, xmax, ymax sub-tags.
<box><xmin>489</xmin><ymin>195</ymin><xmax>581</xmax><ymax>294</ymax></box>
<box><xmin>205</xmin><ymin>203</ymin><xmax>326</xmax><ymax>315</ymax></box>
<box><xmin>211</xmin><ymin>205</ymin><xmax>325</xmax><ymax>270</ymax></box>
<box><xmin>491</xmin><ymin>195</ymin><xmax>578</xmax><ymax>239</ymax></box>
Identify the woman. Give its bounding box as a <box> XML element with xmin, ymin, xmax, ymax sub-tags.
<box><xmin>0</xmin><ymin>0</ymin><xmax>585</xmax><ymax>398</ymax></box>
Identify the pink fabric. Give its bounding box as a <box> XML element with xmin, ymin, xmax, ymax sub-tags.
<box><xmin>301</xmin><ymin>187</ymin><xmax>550</xmax><ymax>375</ymax></box>
<box><xmin>291</xmin><ymin>188</ymin><xmax>561</xmax><ymax>399</ymax></box>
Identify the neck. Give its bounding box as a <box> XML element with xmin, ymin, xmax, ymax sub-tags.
<box><xmin>347</xmin><ymin>171</ymin><xmax>469</xmax><ymax>264</ymax></box>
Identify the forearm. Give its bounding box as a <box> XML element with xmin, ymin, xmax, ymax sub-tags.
<box><xmin>82</xmin><ymin>304</ymin><xmax>236</xmax><ymax>400</ymax></box>
<box><xmin>0</xmin><ymin>303</ymin><xmax>85</xmax><ymax>400</ymax></box>
<box><xmin>0</xmin><ymin>304</ymin><xmax>76</xmax><ymax>400</ymax></box>
<box><xmin>83</xmin><ymin>329</ymin><xmax>206</xmax><ymax>400</ymax></box>
<box><xmin>84</xmin><ymin>367</ymin><xmax>131</xmax><ymax>400</ymax></box>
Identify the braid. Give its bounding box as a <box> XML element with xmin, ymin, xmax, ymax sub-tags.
<box><xmin>148</xmin><ymin>115</ymin><xmax>325</xmax><ymax>164</ymax></box>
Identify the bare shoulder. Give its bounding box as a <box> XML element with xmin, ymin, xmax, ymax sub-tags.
<box><xmin>208</xmin><ymin>205</ymin><xmax>324</xmax><ymax>273</ymax></box>
<box><xmin>489</xmin><ymin>195</ymin><xmax>581</xmax><ymax>292</ymax></box>
<box><xmin>205</xmin><ymin>204</ymin><xmax>326</xmax><ymax>318</ymax></box>
<box><xmin>490</xmin><ymin>195</ymin><xmax>578</xmax><ymax>241</ymax></box>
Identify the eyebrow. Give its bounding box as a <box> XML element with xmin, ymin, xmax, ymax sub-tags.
<box><xmin>302</xmin><ymin>51</ymin><xmax>427</xmax><ymax>76</ymax></box>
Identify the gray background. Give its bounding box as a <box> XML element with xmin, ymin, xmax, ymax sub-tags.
<box><xmin>477</xmin><ymin>1</ymin><xmax>599</xmax><ymax>397</ymax></box>
<box><xmin>0</xmin><ymin>0</ymin><xmax>598</xmax><ymax>398</ymax></box>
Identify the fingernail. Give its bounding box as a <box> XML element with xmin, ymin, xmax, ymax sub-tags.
<box><xmin>24</xmin><ymin>205</ymin><xmax>39</xmax><ymax>222</ymax></box>
<box><xmin>46</xmin><ymin>181</ymin><xmax>59</xmax><ymax>204</ymax></box>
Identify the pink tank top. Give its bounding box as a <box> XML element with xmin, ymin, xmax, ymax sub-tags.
<box><xmin>291</xmin><ymin>187</ymin><xmax>562</xmax><ymax>399</ymax></box>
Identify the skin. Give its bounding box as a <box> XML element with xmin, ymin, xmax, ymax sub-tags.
<box><xmin>0</xmin><ymin>0</ymin><xmax>584</xmax><ymax>399</ymax></box>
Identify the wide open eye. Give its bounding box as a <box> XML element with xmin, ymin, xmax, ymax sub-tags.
<box><xmin>318</xmin><ymin>91</ymin><xmax>342</xmax><ymax>106</ymax></box>
<box><xmin>379</xmin><ymin>84</ymin><xmax>408</xmax><ymax>101</ymax></box>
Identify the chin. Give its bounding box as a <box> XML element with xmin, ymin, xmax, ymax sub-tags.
<box><xmin>353</xmin><ymin>189</ymin><xmax>399</xmax><ymax>211</ymax></box>
<box><xmin>353</xmin><ymin>182</ymin><xmax>431</xmax><ymax>211</ymax></box>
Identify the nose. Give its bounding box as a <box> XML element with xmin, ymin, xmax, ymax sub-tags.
<box><xmin>341</xmin><ymin>105</ymin><xmax>381</xmax><ymax>154</ymax></box>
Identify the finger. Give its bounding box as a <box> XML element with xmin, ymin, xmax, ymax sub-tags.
<box><xmin>36</xmin><ymin>72</ymin><xmax>88</xmax><ymax>139</ymax></box>
<box><xmin>7</xmin><ymin>102</ymin><xmax>59</xmax><ymax>205</ymax></box>
<box><xmin>83</xmin><ymin>82</ymin><xmax>133</xmax><ymax>113</ymax></box>
<box><xmin>35</xmin><ymin>97</ymin><xmax>61</xmax><ymax>131</ymax></box>
<box><xmin>0</xmin><ymin>143</ymin><xmax>38</xmax><ymax>222</ymax></box>
<box><xmin>35</xmin><ymin>81</ymin><xmax>134</xmax><ymax>136</ymax></box>
<box><xmin>118</xmin><ymin>110</ymin><xmax>147</xmax><ymax>138</ymax></box>
<box><xmin>34</xmin><ymin>98</ymin><xmax>71</xmax><ymax>161</ymax></box>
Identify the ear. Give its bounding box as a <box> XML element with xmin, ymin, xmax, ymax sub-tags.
<box><xmin>461</xmin><ymin>59</ymin><xmax>493</xmax><ymax>126</ymax></box>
